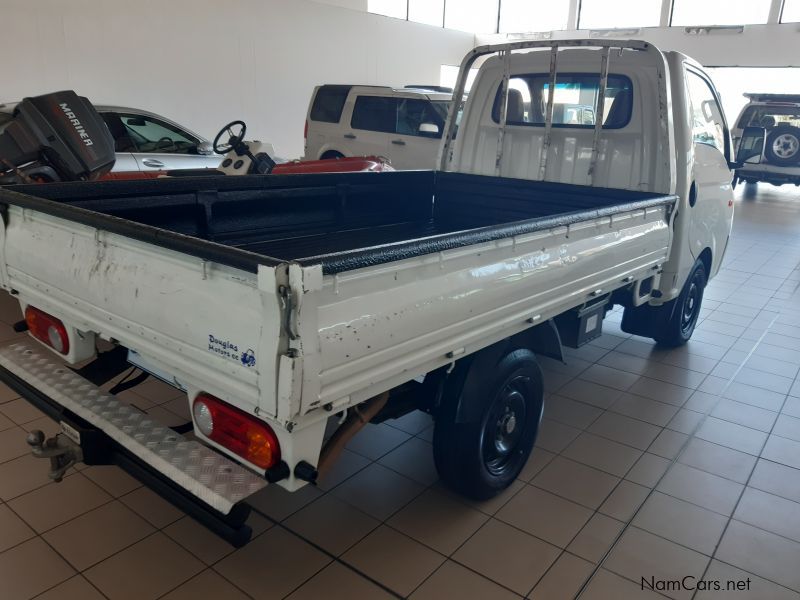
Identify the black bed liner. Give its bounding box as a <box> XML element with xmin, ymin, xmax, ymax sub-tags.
<box><xmin>1</xmin><ymin>171</ymin><xmax>676</xmax><ymax>275</ymax></box>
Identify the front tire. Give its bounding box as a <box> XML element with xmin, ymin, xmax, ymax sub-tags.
<box><xmin>433</xmin><ymin>348</ymin><xmax>544</xmax><ymax>500</ymax></box>
<box><xmin>653</xmin><ymin>259</ymin><xmax>707</xmax><ymax>347</ymax></box>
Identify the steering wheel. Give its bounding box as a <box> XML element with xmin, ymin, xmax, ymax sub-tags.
<box><xmin>155</xmin><ymin>137</ymin><xmax>177</xmax><ymax>152</ymax></box>
<box><xmin>213</xmin><ymin>120</ymin><xmax>247</xmax><ymax>154</ymax></box>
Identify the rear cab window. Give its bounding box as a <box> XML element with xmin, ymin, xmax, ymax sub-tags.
<box><xmin>491</xmin><ymin>73</ymin><xmax>633</xmax><ymax>129</ymax></box>
<box><xmin>310</xmin><ymin>86</ymin><xmax>351</xmax><ymax>123</ymax></box>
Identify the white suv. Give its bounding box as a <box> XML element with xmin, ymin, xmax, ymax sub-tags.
<box><xmin>303</xmin><ymin>85</ymin><xmax>454</xmax><ymax>170</ymax></box>
<box><xmin>732</xmin><ymin>93</ymin><xmax>800</xmax><ymax>186</ymax></box>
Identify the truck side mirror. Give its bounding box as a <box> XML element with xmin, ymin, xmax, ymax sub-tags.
<box><xmin>731</xmin><ymin>126</ymin><xmax>766</xmax><ymax>169</ymax></box>
<box><xmin>418</xmin><ymin>122</ymin><xmax>440</xmax><ymax>136</ymax></box>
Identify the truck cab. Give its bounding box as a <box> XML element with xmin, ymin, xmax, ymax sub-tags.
<box><xmin>445</xmin><ymin>45</ymin><xmax>733</xmax><ymax>303</ymax></box>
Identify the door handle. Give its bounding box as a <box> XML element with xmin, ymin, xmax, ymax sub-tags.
<box><xmin>142</xmin><ymin>158</ymin><xmax>165</xmax><ymax>168</ymax></box>
<box><xmin>391</xmin><ymin>139</ymin><xmax>406</xmax><ymax>146</ymax></box>
<box><xmin>343</xmin><ymin>133</ymin><xmax>356</xmax><ymax>139</ymax></box>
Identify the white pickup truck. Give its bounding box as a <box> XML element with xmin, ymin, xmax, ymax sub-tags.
<box><xmin>0</xmin><ymin>40</ymin><xmax>736</xmax><ymax>545</ymax></box>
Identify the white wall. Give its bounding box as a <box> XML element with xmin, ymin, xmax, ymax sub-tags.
<box><xmin>2</xmin><ymin>0</ymin><xmax>473</xmax><ymax>158</ymax></box>
<box><xmin>311</xmin><ymin>0</ymin><xmax>367</xmax><ymax>10</ymax></box>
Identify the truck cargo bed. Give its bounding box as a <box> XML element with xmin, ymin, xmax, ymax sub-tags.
<box><xmin>4</xmin><ymin>171</ymin><xmax>675</xmax><ymax>274</ymax></box>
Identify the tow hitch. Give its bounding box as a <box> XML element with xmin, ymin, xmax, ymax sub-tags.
<box><xmin>26</xmin><ymin>428</ymin><xmax>83</xmax><ymax>482</ymax></box>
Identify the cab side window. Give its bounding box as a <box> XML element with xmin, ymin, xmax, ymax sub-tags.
<box><xmin>686</xmin><ymin>71</ymin><xmax>727</xmax><ymax>158</ymax></box>
<box><xmin>351</xmin><ymin>96</ymin><xmax>396</xmax><ymax>133</ymax></box>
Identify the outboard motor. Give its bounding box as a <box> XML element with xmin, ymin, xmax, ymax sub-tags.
<box><xmin>0</xmin><ymin>90</ymin><xmax>115</xmax><ymax>184</ymax></box>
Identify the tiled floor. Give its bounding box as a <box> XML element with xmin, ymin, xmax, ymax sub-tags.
<box><xmin>1</xmin><ymin>183</ymin><xmax>800</xmax><ymax>599</ymax></box>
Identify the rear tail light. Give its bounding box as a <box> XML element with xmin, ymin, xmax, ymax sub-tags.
<box><xmin>25</xmin><ymin>306</ymin><xmax>69</xmax><ymax>354</ymax></box>
<box><xmin>192</xmin><ymin>393</ymin><xmax>280</xmax><ymax>469</ymax></box>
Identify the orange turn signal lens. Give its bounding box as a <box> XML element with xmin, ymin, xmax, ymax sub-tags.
<box><xmin>192</xmin><ymin>393</ymin><xmax>280</xmax><ymax>469</ymax></box>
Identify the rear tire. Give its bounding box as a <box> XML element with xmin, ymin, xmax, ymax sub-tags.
<box><xmin>320</xmin><ymin>150</ymin><xmax>344</xmax><ymax>160</ymax></box>
<box><xmin>653</xmin><ymin>259</ymin><xmax>707</xmax><ymax>347</ymax></box>
<box><xmin>433</xmin><ymin>348</ymin><xmax>544</xmax><ymax>500</ymax></box>
<box><xmin>765</xmin><ymin>126</ymin><xmax>800</xmax><ymax>167</ymax></box>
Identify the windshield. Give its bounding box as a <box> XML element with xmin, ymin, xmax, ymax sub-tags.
<box><xmin>738</xmin><ymin>105</ymin><xmax>800</xmax><ymax>129</ymax></box>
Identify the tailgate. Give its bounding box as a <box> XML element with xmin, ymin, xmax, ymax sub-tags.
<box><xmin>0</xmin><ymin>198</ymin><xmax>286</xmax><ymax>419</ymax></box>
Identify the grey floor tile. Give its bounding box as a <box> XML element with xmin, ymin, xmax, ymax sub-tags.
<box><xmin>695</xmin><ymin>417</ymin><xmax>768</xmax><ymax>456</ymax></box>
<box><xmin>562</xmin><ymin>432</ymin><xmax>642</xmax><ymax>477</ymax></box>
<box><xmin>604</xmin><ymin>527</ymin><xmax>710</xmax><ymax>600</ymax></box>
<box><xmin>762</xmin><ymin>435</ymin><xmax>800</xmax><ymax>471</ymax></box>
<box><xmin>632</xmin><ymin>491</ymin><xmax>728</xmax><ymax>555</ymax></box>
<box><xmin>657</xmin><ymin>463</ymin><xmax>744</xmax><ymax>516</ymax></box>
<box><xmin>710</xmin><ymin>397</ymin><xmax>778</xmax><ymax>432</ymax></box>
<box><xmin>610</xmin><ymin>393</ymin><xmax>680</xmax><ymax>427</ymax></box>
<box><xmin>734</xmin><ymin>487</ymin><xmax>800</xmax><ymax>543</ymax></box>
<box><xmin>678</xmin><ymin>437</ymin><xmax>757</xmax><ymax>484</ymax></box>
<box><xmin>532</xmin><ymin>456</ymin><xmax>620</xmax><ymax>510</ymax></box>
<box><xmin>696</xmin><ymin>560</ymin><xmax>800</xmax><ymax>600</ymax></box>
<box><xmin>749</xmin><ymin>459</ymin><xmax>800</xmax><ymax>503</ymax></box>
<box><xmin>773</xmin><ymin>413</ymin><xmax>800</xmax><ymax>442</ymax></box>
<box><xmin>716</xmin><ymin>520</ymin><xmax>800</xmax><ymax>592</ymax></box>
<box><xmin>587</xmin><ymin>411</ymin><xmax>662</xmax><ymax>451</ymax></box>
<box><xmin>495</xmin><ymin>484</ymin><xmax>592</xmax><ymax>548</ymax></box>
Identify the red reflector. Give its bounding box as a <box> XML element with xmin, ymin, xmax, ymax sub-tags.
<box><xmin>192</xmin><ymin>394</ymin><xmax>280</xmax><ymax>469</ymax></box>
<box><xmin>24</xmin><ymin>306</ymin><xmax>69</xmax><ymax>354</ymax></box>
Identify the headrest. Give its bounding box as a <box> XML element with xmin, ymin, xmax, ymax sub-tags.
<box><xmin>604</xmin><ymin>88</ymin><xmax>633</xmax><ymax>129</ymax></box>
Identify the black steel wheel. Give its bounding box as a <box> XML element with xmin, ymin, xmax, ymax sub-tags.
<box><xmin>654</xmin><ymin>259</ymin><xmax>707</xmax><ymax>347</ymax></box>
<box><xmin>434</xmin><ymin>347</ymin><xmax>544</xmax><ymax>500</ymax></box>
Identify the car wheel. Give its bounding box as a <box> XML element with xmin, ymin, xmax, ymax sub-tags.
<box><xmin>765</xmin><ymin>126</ymin><xmax>800</xmax><ymax>167</ymax></box>
<box><xmin>653</xmin><ymin>259</ymin><xmax>707</xmax><ymax>347</ymax></box>
<box><xmin>320</xmin><ymin>151</ymin><xmax>344</xmax><ymax>160</ymax></box>
<box><xmin>433</xmin><ymin>348</ymin><xmax>544</xmax><ymax>500</ymax></box>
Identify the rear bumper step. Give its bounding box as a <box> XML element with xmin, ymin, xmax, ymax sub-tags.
<box><xmin>0</xmin><ymin>342</ymin><xmax>268</xmax><ymax>545</ymax></box>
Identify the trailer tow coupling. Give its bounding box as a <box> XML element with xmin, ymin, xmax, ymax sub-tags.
<box><xmin>26</xmin><ymin>429</ymin><xmax>83</xmax><ymax>482</ymax></box>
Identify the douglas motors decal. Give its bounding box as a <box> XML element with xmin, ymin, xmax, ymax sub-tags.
<box><xmin>208</xmin><ymin>334</ymin><xmax>256</xmax><ymax>368</ymax></box>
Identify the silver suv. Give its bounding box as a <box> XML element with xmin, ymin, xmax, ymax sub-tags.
<box><xmin>732</xmin><ymin>93</ymin><xmax>800</xmax><ymax>186</ymax></box>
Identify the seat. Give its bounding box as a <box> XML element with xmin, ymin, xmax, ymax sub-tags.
<box><xmin>760</xmin><ymin>115</ymin><xmax>776</xmax><ymax>129</ymax></box>
<box><xmin>506</xmin><ymin>89</ymin><xmax>525</xmax><ymax>123</ymax></box>
<box><xmin>604</xmin><ymin>88</ymin><xmax>633</xmax><ymax>129</ymax></box>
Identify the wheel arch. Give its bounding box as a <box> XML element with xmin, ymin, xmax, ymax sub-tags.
<box><xmin>443</xmin><ymin>327</ymin><xmax>554</xmax><ymax>425</ymax></box>
<box><xmin>320</xmin><ymin>149</ymin><xmax>345</xmax><ymax>160</ymax></box>
<box><xmin>698</xmin><ymin>246</ymin><xmax>712</xmax><ymax>279</ymax></box>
